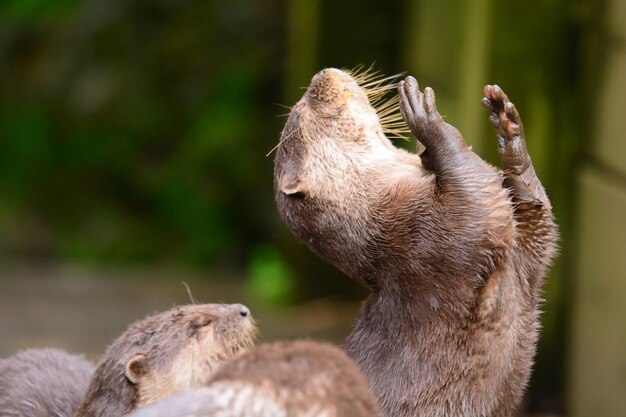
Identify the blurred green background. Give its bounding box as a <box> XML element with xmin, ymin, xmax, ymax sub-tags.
<box><xmin>1</xmin><ymin>1</ymin><xmax>624</xmax><ymax>416</ymax></box>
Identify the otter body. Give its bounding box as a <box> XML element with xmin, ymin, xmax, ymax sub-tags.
<box><xmin>127</xmin><ymin>340</ymin><xmax>381</xmax><ymax>417</ymax></box>
<box><xmin>75</xmin><ymin>303</ymin><xmax>256</xmax><ymax>417</ymax></box>
<box><xmin>0</xmin><ymin>348</ymin><xmax>95</xmax><ymax>417</ymax></box>
<box><xmin>274</xmin><ymin>69</ymin><xmax>557</xmax><ymax>417</ymax></box>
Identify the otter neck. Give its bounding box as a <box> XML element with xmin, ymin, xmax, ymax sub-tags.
<box><xmin>74</xmin><ymin>365</ymin><xmax>138</xmax><ymax>417</ymax></box>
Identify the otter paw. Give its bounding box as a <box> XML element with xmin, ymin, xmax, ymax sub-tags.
<box><xmin>398</xmin><ymin>76</ymin><xmax>443</xmax><ymax>149</ymax></box>
<box><xmin>481</xmin><ymin>85</ymin><xmax>530</xmax><ymax>175</ymax></box>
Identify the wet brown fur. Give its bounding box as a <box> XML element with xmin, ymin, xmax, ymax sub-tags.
<box><xmin>274</xmin><ymin>69</ymin><xmax>557</xmax><ymax>417</ymax></box>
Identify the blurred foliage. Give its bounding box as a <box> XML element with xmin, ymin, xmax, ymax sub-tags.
<box><xmin>0</xmin><ymin>0</ymin><xmax>284</xmax><ymax>265</ymax></box>
<box><xmin>246</xmin><ymin>244</ymin><xmax>296</xmax><ymax>306</ymax></box>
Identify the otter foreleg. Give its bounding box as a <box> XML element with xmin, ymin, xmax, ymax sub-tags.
<box><xmin>481</xmin><ymin>85</ymin><xmax>557</xmax><ymax>294</ymax></box>
<box><xmin>398</xmin><ymin>76</ymin><xmax>498</xmax><ymax>190</ymax></box>
<box><xmin>481</xmin><ymin>85</ymin><xmax>549</xmax><ymax>206</ymax></box>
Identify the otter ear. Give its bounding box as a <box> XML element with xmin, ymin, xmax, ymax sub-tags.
<box><xmin>125</xmin><ymin>354</ymin><xmax>150</xmax><ymax>385</ymax></box>
<box><xmin>280</xmin><ymin>172</ymin><xmax>307</xmax><ymax>195</ymax></box>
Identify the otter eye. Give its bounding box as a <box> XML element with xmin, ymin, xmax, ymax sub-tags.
<box><xmin>190</xmin><ymin>317</ymin><xmax>212</xmax><ymax>332</ymax></box>
<box><xmin>286</xmin><ymin>191</ymin><xmax>306</xmax><ymax>199</ymax></box>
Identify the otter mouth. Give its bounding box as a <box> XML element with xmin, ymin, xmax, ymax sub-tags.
<box><xmin>220</xmin><ymin>317</ymin><xmax>258</xmax><ymax>358</ymax></box>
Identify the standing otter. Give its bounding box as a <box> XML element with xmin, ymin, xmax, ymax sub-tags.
<box><xmin>126</xmin><ymin>340</ymin><xmax>381</xmax><ymax>417</ymax></box>
<box><xmin>274</xmin><ymin>69</ymin><xmax>557</xmax><ymax>417</ymax></box>
<box><xmin>75</xmin><ymin>303</ymin><xmax>256</xmax><ymax>417</ymax></box>
<box><xmin>0</xmin><ymin>348</ymin><xmax>95</xmax><ymax>417</ymax></box>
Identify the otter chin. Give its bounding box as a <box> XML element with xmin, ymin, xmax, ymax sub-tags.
<box><xmin>75</xmin><ymin>303</ymin><xmax>257</xmax><ymax>417</ymax></box>
<box><xmin>274</xmin><ymin>68</ymin><xmax>557</xmax><ymax>417</ymax></box>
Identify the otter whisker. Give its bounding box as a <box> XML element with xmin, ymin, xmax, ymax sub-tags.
<box><xmin>377</xmin><ymin>103</ymin><xmax>402</xmax><ymax>118</ymax></box>
<box><xmin>372</xmin><ymin>94</ymin><xmax>400</xmax><ymax>107</ymax></box>
<box><xmin>348</xmin><ymin>63</ymin><xmax>379</xmax><ymax>84</ymax></box>
<box><xmin>274</xmin><ymin>104</ymin><xmax>293</xmax><ymax>118</ymax></box>
<box><xmin>368</xmin><ymin>90</ymin><xmax>398</xmax><ymax>104</ymax></box>
<box><xmin>181</xmin><ymin>282</ymin><xmax>197</xmax><ymax>305</ymax></box>
<box><xmin>344</xmin><ymin>63</ymin><xmax>365</xmax><ymax>78</ymax></box>
<box><xmin>266</xmin><ymin>125</ymin><xmax>302</xmax><ymax>157</ymax></box>
<box><xmin>355</xmin><ymin>72</ymin><xmax>384</xmax><ymax>86</ymax></box>
<box><xmin>381</xmin><ymin>126</ymin><xmax>409</xmax><ymax>132</ymax></box>
<box><xmin>360</xmin><ymin>74</ymin><xmax>403</xmax><ymax>90</ymax></box>
<box><xmin>379</xmin><ymin>118</ymin><xmax>406</xmax><ymax>126</ymax></box>
<box><xmin>373</xmin><ymin>94</ymin><xmax>400</xmax><ymax>108</ymax></box>
<box><xmin>380</xmin><ymin>123</ymin><xmax>409</xmax><ymax>130</ymax></box>
<box><xmin>368</xmin><ymin>92</ymin><xmax>391</xmax><ymax>103</ymax></box>
<box><xmin>379</xmin><ymin>117</ymin><xmax>406</xmax><ymax>126</ymax></box>
<box><xmin>362</xmin><ymin>82</ymin><xmax>409</xmax><ymax>142</ymax></box>
<box><xmin>351</xmin><ymin>67</ymin><xmax>407</xmax><ymax>141</ymax></box>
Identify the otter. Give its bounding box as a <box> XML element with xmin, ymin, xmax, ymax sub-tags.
<box><xmin>273</xmin><ymin>69</ymin><xmax>557</xmax><ymax>417</ymax></box>
<box><xmin>126</xmin><ymin>340</ymin><xmax>381</xmax><ymax>417</ymax></box>
<box><xmin>0</xmin><ymin>348</ymin><xmax>95</xmax><ymax>417</ymax></box>
<box><xmin>75</xmin><ymin>303</ymin><xmax>256</xmax><ymax>417</ymax></box>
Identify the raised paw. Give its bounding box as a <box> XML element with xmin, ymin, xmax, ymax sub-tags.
<box><xmin>482</xmin><ymin>85</ymin><xmax>530</xmax><ymax>175</ymax></box>
<box><xmin>398</xmin><ymin>76</ymin><xmax>441</xmax><ymax>146</ymax></box>
<box><xmin>399</xmin><ymin>77</ymin><xmax>465</xmax><ymax>164</ymax></box>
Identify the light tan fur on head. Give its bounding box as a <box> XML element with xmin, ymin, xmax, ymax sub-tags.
<box><xmin>135</xmin><ymin>304</ymin><xmax>257</xmax><ymax>408</ymax></box>
<box><xmin>138</xmin><ymin>310</ymin><xmax>256</xmax><ymax>408</ymax></box>
<box><xmin>76</xmin><ymin>303</ymin><xmax>257</xmax><ymax>417</ymax></box>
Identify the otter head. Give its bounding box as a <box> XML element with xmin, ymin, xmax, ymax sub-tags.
<box><xmin>276</xmin><ymin>68</ymin><xmax>402</xmax><ymax>197</ymax></box>
<box><xmin>76</xmin><ymin>303</ymin><xmax>256</xmax><ymax>417</ymax></box>
<box><xmin>274</xmin><ymin>68</ymin><xmax>420</xmax><ymax>284</ymax></box>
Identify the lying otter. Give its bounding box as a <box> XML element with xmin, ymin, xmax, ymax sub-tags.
<box><xmin>74</xmin><ymin>303</ymin><xmax>256</xmax><ymax>417</ymax></box>
<box><xmin>126</xmin><ymin>340</ymin><xmax>381</xmax><ymax>417</ymax></box>
<box><xmin>274</xmin><ymin>69</ymin><xmax>557</xmax><ymax>417</ymax></box>
<box><xmin>0</xmin><ymin>348</ymin><xmax>95</xmax><ymax>417</ymax></box>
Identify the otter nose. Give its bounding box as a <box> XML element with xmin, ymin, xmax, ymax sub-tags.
<box><xmin>230</xmin><ymin>304</ymin><xmax>251</xmax><ymax>318</ymax></box>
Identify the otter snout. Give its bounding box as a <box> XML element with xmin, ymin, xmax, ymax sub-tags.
<box><xmin>307</xmin><ymin>68</ymin><xmax>349</xmax><ymax>103</ymax></box>
<box><xmin>228</xmin><ymin>303</ymin><xmax>251</xmax><ymax>319</ymax></box>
